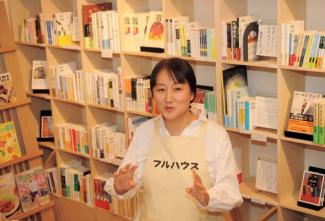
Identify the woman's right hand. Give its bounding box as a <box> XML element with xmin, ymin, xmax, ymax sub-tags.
<box><xmin>113</xmin><ymin>163</ymin><xmax>138</xmax><ymax>195</ymax></box>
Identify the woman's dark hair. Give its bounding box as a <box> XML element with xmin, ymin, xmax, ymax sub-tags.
<box><xmin>150</xmin><ymin>57</ymin><xmax>196</xmax><ymax>101</ymax></box>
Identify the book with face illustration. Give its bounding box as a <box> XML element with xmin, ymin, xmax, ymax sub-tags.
<box><xmin>0</xmin><ymin>72</ymin><xmax>16</xmax><ymax>103</ymax></box>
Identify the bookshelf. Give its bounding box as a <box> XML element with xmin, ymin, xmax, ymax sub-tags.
<box><xmin>6</xmin><ymin>0</ymin><xmax>325</xmax><ymax>221</ymax></box>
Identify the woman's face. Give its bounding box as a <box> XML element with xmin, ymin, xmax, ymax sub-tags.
<box><xmin>152</xmin><ymin>69</ymin><xmax>194</xmax><ymax>121</ymax></box>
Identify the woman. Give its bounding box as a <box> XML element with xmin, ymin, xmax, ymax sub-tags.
<box><xmin>105</xmin><ymin>58</ymin><xmax>243</xmax><ymax>221</ymax></box>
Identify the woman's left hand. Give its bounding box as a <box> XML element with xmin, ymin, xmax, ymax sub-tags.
<box><xmin>185</xmin><ymin>170</ymin><xmax>210</xmax><ymax>206</ymax></box>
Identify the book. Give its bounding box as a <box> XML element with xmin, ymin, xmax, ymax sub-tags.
<box><xmin>0</xmin><ymin>121</ymin><xmax>21</xmax><ymax>163</ymax></box>
<box><xmin>242</xmin><ymin>21</ymin><xmax>259</xmax><ymax>61</ymax></box>
<box><xmin>286</xmin><ymin>91</ymin><xmax>322</xmax><ymax>140</ymax></box>
<box><xmin>222</xmin><ymin>66</ymin><xmax>248</xmax><ymax>127</ymax></box>
<box><xmin>298</xmin><ymin>170</ymin><xmax>324</xmax><ymax>207</ymax></box>
<box><xmin>0</xmin><ymin>72</ymin><xmax>16</xmax><ymax>103</ymax></box>
<box><xmin>37</xmin><ymin>110</ymin><xmax>54</xmax><ymax>142</ymax></box>
<box><xmin>140</xmin><ymin>11</ymin><xmax>164</xmax><ymax>53</ymax></box>
<box><xmin>31</xmin><ymin>60</ymin><xmax>49</xmax><ymax>93</ymax></box>
<box><xmin>255</xmin><ymin>158</ymin><xmax>277</xmax><ymax>194</ymax></box>
<box><xmin>0</xmin><ymin>173</ymin><xmax>20</xmax><ymax>217</ymax></box>
<box><xmin>15</xmin><ymin>167</ymin><xmax>50</xmax><ymax>212</ymax></box>
<box><xmin>256</xmin><ymin>24</ymin><xmax>277</xmax><ymax>57</ymax></box>
<box><xmin>254</xmin><ymin>96</ymin><xmax>277</xmax><ymax>130</ymax></box>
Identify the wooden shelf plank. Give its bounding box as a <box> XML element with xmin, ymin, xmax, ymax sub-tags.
<box><xmin>0</xmin><ymin>98</ymin><xmax>31</xmax><ymax>111</ymax></box>
<box><xmin>82</xmin><ymin>47</ymin><xmax>121</xmax><ymax>55</ymax></box>
<box><xmin>166</xmin><ymin>55</ymin><xmax>216</xmax><ymax>63</ymax></box>
<box><xmin>87</xmin><ymin>103</ymin><xmax>124</xmax><ymax>113</ymax></box>
<box><xmin>227</xmin><ymin>127</ymin><xmax>278</xmax><ymax>140</ymax></box>
<box><xmin>122</xmin><ymin>51</ymin><xmax>165</xmax><ymax>59</ymax></box>
<box><xmin>280</xmin><ymin>136</ymin><xmax>325</xmax><ymax>149</ymax></box>
<box><xmin>15</xmin><ymin>41</ymin><xmax>45</xmax><ymax>48</ymax></box>
<box><xmin>38</xmin><ymin>141</ymin><xmax>56</xmax><ymax>150</ymax></box>
<box><xmin>27</xmin><ymin>92</ymin><xmax>51</xmax><ymax>100</ymax></box>
<box><xmin>47</xmin><ymin>44</ymin><xmax>81</xmax><ymax>51</ymax></box>
<box><xmin>8</xmin><ymin>201</ymin><xmax>55</xmax><ymax>220</ymax></box>
<box><xmin>52</xmin><ymin>97</ymin><xmax>86</xmax><ymax>107</ymax></box>
<box><xmin>0</xmin><ymin>150</ymin><xmax>43</xmax><ymax>169</ymax></box>
<box><xmin>221</xmin><ymin>59</ymin><xmax>277</xmax><ymax>69</ymax></box>
<box><xmin>279</xmin><ymin>65</ymin><xmax>325</xmax><ymax>74</ymax></box>
<box><xmin>240</xmin><ymin>177</ymin><xmax>278</xmax><ymax>206</ymax></box>
<box><xmin>0</xmin><ymin>45</ymin><xmax>16</xmax><ymax>53</ymax></box>
<box><xmin>126</xmin><ymin>110</ymin><xmax>156</xmax><ymax>117</ymax></box>
<box><xmin>280</xmin><ymin>195</ymin><xmax>325</xmax><ymax>218</ymax></box>
<box><xmin>57</xmin><ymin>148</ymin><xmax>90</xmax><ymax>159</ymax></box>
<box><xmin>92</xmin><ymin>156</ymin><xmax>122</xmax><ymax>166</ymax></box>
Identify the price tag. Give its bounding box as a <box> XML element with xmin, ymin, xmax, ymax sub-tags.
<box><xmin>101</xmin><ymin>49</ymin><xmax>113</xmax><ymax>58</ymax></box>
<box><xmin>251</xmin><ymin>133</ymin><xmax>267</xmax><ymax>143</ymax></box>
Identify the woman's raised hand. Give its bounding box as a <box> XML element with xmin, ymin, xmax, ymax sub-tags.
<box><xmin>186</xmin><ymin>170</ymin><xmax>210</xmax><ymax>206</ymax></box>
<box><xmin>113</xmin><ymin>163</ymin><xmax>138</xmax><ymax>194</ymax></box>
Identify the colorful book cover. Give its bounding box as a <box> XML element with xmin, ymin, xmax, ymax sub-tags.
<box><xmin>0</xmin><ymin>121</ymin><xmax>21</xmax><ymax>163</ymax></box>
<box><xmin>0</xmin><ymin>173</ymin><xmax>20</xmax><ymax>217</ymax></box>
<box><xmin>16</xmin><ymin>167</ymin><xmax>50</xmax><ymax>212</ymax></box>
<box><xmin>298</xmin><ymin>170</ymin><xmax>324</xmax><ymax>206</ymax></box>
<box><xmin>287</xmin><ymin>91</ymin><xmax>322</xmax><ymax>135</ymax></box>
<box><xmin>0</xmin><ymin>72</ymin><xmax>16</xmax><ymax>103</ymax></box>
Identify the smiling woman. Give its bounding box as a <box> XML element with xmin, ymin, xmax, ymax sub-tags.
<box><xmin>104</xmin><ymin>57</ymin><xmax>243</xmax><ymax>221</ymax></box>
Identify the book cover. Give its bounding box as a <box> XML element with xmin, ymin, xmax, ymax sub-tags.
<box><xmin>140</xmin><ymin>11</ymin><xmax>164</xmax><ymax>53</ymax></box>
<box><xmin>0</xmin><ymin>121</ymin><xmax>21</xmax><ymax>163</ymax></box>
<box><xmin>243</xmin><ymin>21</ymin><xmax>259</xmax><ymax>61</ymax></box>
<box><xmin>222</xmin><ymin>66</ymin><xmax>248</xmax><ymax>126</ymax></box>
<box><xmin>0</xmin><ymin>72</ymin><xmax>16</xmax><ymax>103</ymax></box>
<box><xmin>287</xmin><ymin>91</ymin><xmax>322</xmax><ymax>135</ymax></box>
<box><xmin>31</xmin><ymin>60</ymin><xmax>49</xmax><ymax>92</ymax></box>
<box><xmin>0</xmin><ymin>173</ymin><xmax>20</xmax><ymax>217</ymax></box>
<box><xmin>298</xmin><ymin>170</ymin><xmax>324</xmax><ymax>206</ymax></box>
<box><xmin>16</xmin><ymin>167</ymin><xmax>50</xmax><ymax>212</ymax></box>
<box><xmin>54</xmin><ymin>12</ymin><xmax>74</xmax><ymax>46</ymax></box>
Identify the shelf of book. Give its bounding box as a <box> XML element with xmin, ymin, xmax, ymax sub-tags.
<box><xmin>46</xmin><ymin>44</ymin><xmax>82</xmax><ymax>51</ymax></box>
<box><xmin>15</xmin><ymin>41</ymin><xmax>46</xmax><ymax>48</ymax></box>
<box><xmin>92</xmin><ymin>156</ymin><xmax>122</xmax><ymax>167</ymax></box>
<box><xmin>8</xmin><ymin>201</ymin><xmax>55</xmax><ymax>220</ymax></box>
<box><xmin>27</xmin><ymin>91</ymin><xmax>51</xmax><ymax>100</ymax></box>
<box><xmin>38</xmin><ymin>141</ymin><xmax>56</xmax><ymax>150</ymax></box>
<box><xmin>57</xmin><ymin>149</ymin><xmax>90</xmax><ymax>159</ymax></box>
<box><xmin>60</xmin><ymin>196</ymin><xmax>93</xmax><ymax>209</ymax></box>
<box><xmin>280</xmin><ymin>136</ymin><xmax>325</xmax><ymax>149</ymax></box>
<box><xmin>227</xmin><ymin>128</ymin><xmax>278</xmax><ymax>141</ymax></box>
<box><xmin>240</xmin><ymin>177</ymin><xmax>278</xmax><ymax>207</ymax></box>
<box><xmin>0</xmin><ymin>149</ymin><xmax>43</xmax><ymax>169</ymax></box>
<box><xmin>0</xmin><ymin>98</ymin><xmax>31</xmax><ymax>111</ymax></box>
<box><xmin>87</xmin><ymin>103</ymin><xmax>124</xmax><ymax>114</ymax></box>
<box><xmin>221</xmin><ymin>59</ymin><xmax>277</xmax><ymax>69</ymax></box>
<box><xmin>52</xmin><ymin>97</ymin><xmax>86</xmax><ymax>107</ymax></box>
<box><xmin>280</xmin><ymin>195</ymin><xmax>325</xmax><ymax>219</ymax></box>
<box><xmin>279</xmin><ymin>65</ymin><xmax>325</xmax><ymax>74</ymax></box>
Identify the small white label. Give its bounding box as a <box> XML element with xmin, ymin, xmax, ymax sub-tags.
<box><xmin>251</xmin><ymin>133</ymin><xmax>267</xmax><ymax>142</ymax></box>
<box><xmin>101</xmin><ymin>49</ymin><xmax>113</xmax><ymax>58</ymax></box>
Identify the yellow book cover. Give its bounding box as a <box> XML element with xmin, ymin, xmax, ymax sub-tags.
<box><xmin>0</xmin><ymin>121</ymin><xmax>21</xmax><ymax>163</ymax></box>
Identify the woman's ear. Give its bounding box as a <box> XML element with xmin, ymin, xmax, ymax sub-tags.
<box><xmin>190</xmin><ymin>92</ymin><xmax>195</xmax><ymax>102</ymax></box>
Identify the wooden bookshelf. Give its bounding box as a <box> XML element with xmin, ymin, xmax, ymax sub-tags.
<box><xmin>0</xmin><ymin>1</ymin><xmax>56</xmax><ymax>221</ymax></box>
<box><xmin>6</xmin><ymin>0</ymin><xmax>325</xmax><ymax>221</ymax></box>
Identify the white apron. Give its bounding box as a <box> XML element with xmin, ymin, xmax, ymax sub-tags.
<box><xmin>140</xmin><ymin>120</ymin><xmax>220</xmax><ymax>221</ymax></box>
